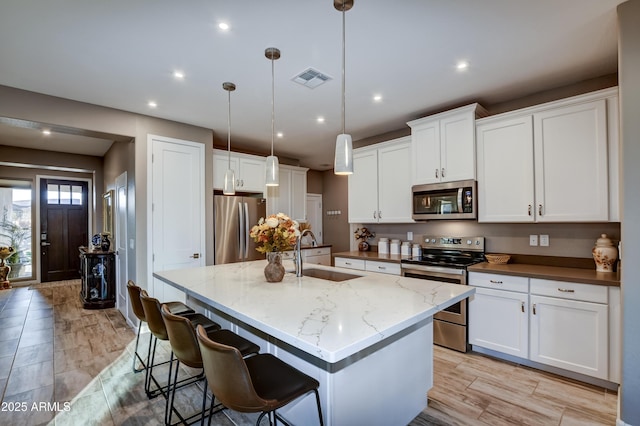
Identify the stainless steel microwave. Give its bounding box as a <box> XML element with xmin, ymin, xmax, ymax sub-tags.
<box><xmin>412</xmin><ymin>180</ymin><xmax>477</xmax><ymax>220</ymax></box>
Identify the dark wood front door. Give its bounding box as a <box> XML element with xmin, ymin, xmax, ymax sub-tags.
<box><xmin>40</xmin><ymin>179</ymin><xmax>88</xmax><ymax>282</ymax></box>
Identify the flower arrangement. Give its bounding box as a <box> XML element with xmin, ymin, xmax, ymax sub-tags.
<box><xmin>250</xmin><ymin>213</ymin><xmax>300</xmax><ymax>254</ymax></box>
<box><xmin>354</xmin><ymin>227</ymin><xmax>375</xmax><ymax>241</ymax></box>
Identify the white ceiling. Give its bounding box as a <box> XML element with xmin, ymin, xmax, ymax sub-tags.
<box><xmin>0</xmin><ymin>0</ymin><xmax>624</xmax><ymax>170</ymax></box>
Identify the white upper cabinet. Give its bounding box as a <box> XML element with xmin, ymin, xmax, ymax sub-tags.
<box><xmin>348</xmin><ymin>137</ymin><xmax>412</xmax><ymax>223</ymax></box>
<box><xmin>213</xmin><ymin>149</ymin><xmax>266</xmax><ymax>193</ymax></box>
<box><xmin>408</xmin><ymin>103</ymin><xmax>488</xmax><ymax>185</ymax></box>
<box><xmin>477</xmin><ymin>88</ymin><xmax>619</xmax><ymax>223</ymax></box>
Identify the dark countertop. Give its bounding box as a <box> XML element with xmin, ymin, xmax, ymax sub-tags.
<box><xmin>332</xmin><ymin>251</ymin><xmax>409</xmax><ymax>264</ymax></box>
<box><xmin>468</xmin><ymin>262</ymin><xmax>620</xmax><ymax>287</ymax></box>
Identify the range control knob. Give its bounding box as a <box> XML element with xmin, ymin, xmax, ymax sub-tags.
<box><xmin>466</xmin><ymin>239</ymin><xmax>472</xmax><ymax>245</ymax></box>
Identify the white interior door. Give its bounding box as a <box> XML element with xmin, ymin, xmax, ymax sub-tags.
<box><xmin>115</xmin><ymin>172</ymin><xmax>130</xmax><ymax>323</ymax></box>
<box><xmin>150</xmin><ymin>135</ymin><xmax>205</xmax><ymax>302</ymax></box>
<box><xmin>305</xmin><ymin>193</ymin><xmax>323</xmax><ymax>244</ymax></box>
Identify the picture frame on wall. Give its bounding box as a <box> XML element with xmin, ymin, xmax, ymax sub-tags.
<box><xmin>103</xmin><ymin>190</ymin><xmax>114</xmax><ymax>235</ymax></box>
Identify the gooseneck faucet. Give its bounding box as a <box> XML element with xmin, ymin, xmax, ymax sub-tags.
<box><xmin>295</xmin><ymin>229</ymin><xmax>318</xmax><ymax>277</ymax></box>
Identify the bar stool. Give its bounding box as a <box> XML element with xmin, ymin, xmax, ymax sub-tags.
<box><xmin>139</xmin><ymin>289</ymin><xmax>220</xmax><ymax>399</ymax></box>
<box><xmin>126</xmin><ymin>280</ymin><xmax>194</xmax><ymax>373</ymax></box>
<box><xmin>196</xmin><ymin>324</ymin><xmax>324</xmax><ymax>426</ymax></box>
<box><xmin>161</xmin><ymin>304</ymin><xmax>260</xmax><ymax>426</ymax></box>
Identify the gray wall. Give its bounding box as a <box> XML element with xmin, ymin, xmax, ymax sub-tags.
<box><xmin>618</xmin><ymin>1</ymin><xmax>640</xmax><ymax>424</ymax></box>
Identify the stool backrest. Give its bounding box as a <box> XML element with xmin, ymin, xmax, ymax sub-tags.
<box><xmin>126</xmin><ymin>280</ymin><xmax>146</xmax><ymax>322</ymax></box>
<box><xmin>196</xmin><ymin>324</ymin><xmax>268</xmax><ymax>412</ymax></box>
<box><xmin>161</xmin><ymin>304</ymin><xmax>203</xmax><ymax>369</ymax></box>
<box><xmin>139</xmin><ymin>290</ymin><xmax>168</xmax><ymax>340</ymax></box>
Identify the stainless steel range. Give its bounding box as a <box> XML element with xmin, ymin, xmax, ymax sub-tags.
<box><xmin>401</xmin><ymin>236</ymin><xmax>485</xmax><ymax>352</ymax></box>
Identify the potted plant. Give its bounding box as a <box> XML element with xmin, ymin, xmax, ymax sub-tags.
<box><xmin>0</xmin><ymin>208</ymin><xmax>30</xmax><ymax>278</ymax></box>
<box><xmin>354</xmin><ymin>227</ymin><xmax>375</xmax><ymax>251</ymax></box>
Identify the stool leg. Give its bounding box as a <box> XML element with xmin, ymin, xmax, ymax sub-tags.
<box><xmin>165</xmin><ymin>353</ymin><xmax>178</xmax><ymax>426</ymax></box>
<box><xmin>132</xmin><ymin>324</ymin><xmax>147</xmax><ymax>373</ymax></box>
<box><xmin>314</xmin><ymin>389</ymin><xmax>324</xmax><ymax>426</ymax></box>
<box><xmin>144</xmin><ymin>335</ymin><xmax>156</xmax><ymax>396</ymax></box>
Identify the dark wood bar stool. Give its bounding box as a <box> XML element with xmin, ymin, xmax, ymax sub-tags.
<box><xmin>161</xmin><ymin>305</ymin><xmax>260</xmax><ymax>426</ymax></box>
<box><xmin>126</xmin><ymin>281</ymin><xmax>194</xmax><ymax>373</ymax></box>
<box><xmin>139</xmin><ymin>289</ymin><xmax>220</xmax><ymax>399</ymax></box>
<box><xmin>196</xmin><ymin>324</ymin><xmax>324</xmax><ymax>426</ymax></box>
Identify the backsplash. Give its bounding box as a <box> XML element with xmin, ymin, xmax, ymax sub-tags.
<box><xmin>351</xmin><ymin>221</ymin><xmax>621</xmax><ymax>260</ymax></box>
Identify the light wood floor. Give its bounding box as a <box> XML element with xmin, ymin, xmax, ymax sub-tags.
<box><xmin>1</xmin><ymin>282</ymin><xmax>617</xmax><ymax>425</ymax></box>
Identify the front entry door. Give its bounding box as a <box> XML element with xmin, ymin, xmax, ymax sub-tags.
<box><xmin>40</xmin><ymin>179</ymin><xmax>88</xmax><ymax>282</ymax></box>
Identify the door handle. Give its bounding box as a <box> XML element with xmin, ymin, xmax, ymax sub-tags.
<box><xmin>190</xmin><ymin>253</ymin><xmax>200</xmax><ymax>259</ymax></box>
<box><xmin>41</xmin><ymin>242</ymin><xmax>51</xmax><ymax>246</ymax></box>
<box><xmin>521</xmin><ymin>301</ymin><xmax>525</xmax><ymax>313</ymax></box>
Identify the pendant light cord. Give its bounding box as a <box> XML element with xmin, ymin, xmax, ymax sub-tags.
<box><xmin>271</xmin><ymin>56</ymin><xmax>275</xmax><ymax>156</ymax></box>
<box><xmin>227</xmin><ymin>89</ymin><xmax>232</xmax><ymax>167</ymax></box>
<box><xmin>341</xmin><ymin>2</ymin><xmax>346</xmax><ymax>135</ymax></box>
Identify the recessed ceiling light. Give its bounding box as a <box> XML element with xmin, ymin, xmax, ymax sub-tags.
<box><xmin>317</xmin><ymin>117</ymin><xmax>325</xmax><ymax>123</ymax></box>
<box><xmin>276</xmin><ymin>132</ymin><xmax>283</xmax><ymax>138</ymax></box>
<box><xmin>173</xmin><ymin>71</ymin><xmax>185</xmax><ymax>80</ymax></box>
<box><xmin>42</xmin><ymin>129</ymin><xmax>51</xmax><ymax>135</ymax></box>
<box><xmin>218</xmin><ymin>22</ymin><xmax>229</xmax><ymax>30</ymax></box>
<box><xmin>456</xmin><ymin>61</ymin><xmax>469</xmax><ymax>71</ymax></box>
<box><xmin>148</xmin><ymin>101</ymin><xmax>157</xmax><ymax>108</ymax></box>
<box><xmin>373</xmin><ymin>94</ymin><xmax>383</xmax><ymax>102</ymax></box>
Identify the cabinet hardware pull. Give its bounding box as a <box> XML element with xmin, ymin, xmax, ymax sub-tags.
<box><xmin>378</xmin><ymin>210</ymin><xmax>382</xmax><ymax>218</ymax></box>
<box><xmin>373</xmin><ymin>211</ymin><xmax>377</xmax><ymax>219</ymax></box>
<box><xmin>435</xmin><ymin>169</ymin><xmax>438</xmax><ymax>178</ymax></box>
<box><xmin>557</xmin><ymin>288</ymin><xmax>575</xmax><ymax>293</ymax></box>
<box><xmin>190</xmin><ymin>253</ymin><xmax>200</xmax><ymax>259</ymax></box>
<box><xmin>538</xmin><ymin>204</ymin><xmax>543</xmax><ymax>216</ymax></box>
<box><xmin>345</xmin><ymin>262</ymin><xmax>352</xmax><ymax>265</ymax></box>
<box><xmin>378</xmin><ymin>266</ymin><xmax>386</xmax><ymax>270</ymax></box>
<box><xmin>441</xmin><ymin>168</ymin><xmax>445</xmax><ymax>178</ymax></box>
<box><xmin>528</xmin><ymin>205</ymin><xmax>532</xmax><ymax>216</ymax></box>
<box><xmin>489</xmin><ymin>280</ymin><xmax>503</xmax><ymax>284</ymax></box>
<box><xmin>532</xmin><ymin>303</ymin><xmax>537</xmax><ymax>315</ymax></box>
<box><xmin>521</xmin><ymin>301</ymin><xmax>525</xmax><ymax>313</ymax></box>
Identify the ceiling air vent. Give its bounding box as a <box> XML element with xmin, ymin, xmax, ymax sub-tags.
<box><xmin>291</xmin><ymin>68</ymin><xmax>332</xmax><ymax>89</ymax></box>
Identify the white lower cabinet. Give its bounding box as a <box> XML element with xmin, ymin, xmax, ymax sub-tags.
<box><xmin>469</xmin><ymin>272</ymin><xmax>616</xmax><ymax>383</ymax></box>
<box><xmin>468</xmin><ymin>280</ymin><xmax>529</xmax><ymax>358</ymax></box>
<box><xmin>334</xmin><ymin>257</ymin><xmax>400</xmax><ymax>275</ymax></box>
<box><xmin>303</xmin><ymin>247</ymin><xmax>332</xmax><ymax>266</ymax></box>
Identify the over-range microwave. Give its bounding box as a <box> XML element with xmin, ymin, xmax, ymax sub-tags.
<box><xmin>412</xmin><ymin>179</ymin><xmax>477</xmax><ymax>220</ymax></box>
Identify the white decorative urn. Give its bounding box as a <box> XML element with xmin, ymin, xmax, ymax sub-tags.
<box><xmin>592</xmin><ymin>234</ymin><xmax>618</xmax><ymax>273</ymax></box>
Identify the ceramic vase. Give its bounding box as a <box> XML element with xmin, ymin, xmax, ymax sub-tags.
<box><xmin>100</xmin><ymin>233</ymin><xmax>111</xmax><ymax>252</ymax></box>
<box><xmin>358</xmin><ymin>241</ymin><xmax>370</xmax><ymax>252</ymax></box>
<box><xmin>264</xmin><ymin>252</ymin><xmax>285</xmax><ymax>282</ymax></box>
<box><xmin>592</xmin><ymin>234</ymin><xmax>618</xmax><ymax>273</ymax></box>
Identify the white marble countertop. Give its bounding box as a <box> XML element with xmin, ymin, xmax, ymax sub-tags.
<box><xmin>154</xmin><ymin>261</ymin><xmax>474</xmax><ymax>363</ymax></box>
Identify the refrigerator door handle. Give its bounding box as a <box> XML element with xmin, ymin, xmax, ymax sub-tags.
<box><xmin>244</xmin><ymin>202</ymin><xmax>250</xmax><ymax>258</ymax></box>
<box><xmin>238</xmin><ymin>202</ymin><xmax>245</xmax><ymax>260</ymax></box>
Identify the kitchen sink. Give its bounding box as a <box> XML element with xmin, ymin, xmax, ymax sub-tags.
<box><xmin>299</xmin><ymin>268</ymin><xmax>363</xmax><ymax>282</ymax></box>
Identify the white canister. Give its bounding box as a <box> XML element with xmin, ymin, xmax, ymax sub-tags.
<box><xmin>390</xmin><ymin>239</ymin><xmax>401</xmax><ymax>255</ymax></box>
<box><xmin>592</xmin><ymin>234</ymin><xmax>618</xmax><ymax>272</ymax></box>
<box><xmin>412</xmin><ymin>244</ymin><xmax>422</xmax><ymax>257</ymax></box>
<box><xmin>401</xmin><ymin>241</ymin><xmax>412</xmax><ymax>256</ymax></box>
<box><xmin>378</xmin><ymin>238</ymin><xmax>389</xmax><ymax>254</ymax></box>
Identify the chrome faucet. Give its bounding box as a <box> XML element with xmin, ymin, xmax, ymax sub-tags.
<box><xmin>295</xmin><ymin>229</ymin><xmax>318</xmax><ymax>277</ymax></box>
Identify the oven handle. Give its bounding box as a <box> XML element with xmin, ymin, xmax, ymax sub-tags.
<box><xmin>401</xmin><ymin>263</ymin><xmax>465</xmax><ymax>276</ymax></box>
<box><xmin>401</xmin><ymin>266</ymin><xmax>466</xmax><ymax>284</ymax></box>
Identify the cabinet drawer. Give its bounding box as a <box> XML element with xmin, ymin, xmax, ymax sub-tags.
<box><xmin>334</xmin><ymin>257</ymin><xmax>366</xmax><ymax>270</ymax></box>
<box><xmin>303</xmin><ymin>247</ymin><xmax>331</xmax><ymax>258</ymax></box>
<box><xmin>365</xmin><ymin>260</ymin><xmax>401</xmax><ymax>275</ymax></box>
<box><xmin>530</xmin><ymin>279</ymin><xmax>607</xmax><ymax>303</ymax></box>
<box><xmin>469</xmin><ymin>272</ymin><xmax>529</xmax><ymax>293</ymax></box>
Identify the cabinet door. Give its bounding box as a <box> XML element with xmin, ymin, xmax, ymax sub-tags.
<box><xmin>411</xmin><ymin>120</ymin><xmax>441</xmax><ymax>184</ymax></box>
<box><xmin>213</xmin><ymin>152</ymin><xmax>239</xmax><ymax>190</ymax></box>
<box><xmin>533</xmin><ymin>99</ymin><xmax>608</xmax><ymax>221</ymax></box>
<box><xmin>238</xmin><ymin>157</ymin><xmax>266</xmax><ymax>192</ymax></box>
<box><xmin>530</xmin><ymin>295</ymin><xmax>608</xmax><ymax>379</ymax></box>
<box><xmin>377</xmin><ymin>139</ymin><xmax>412</xmax><ymax>223</ymax></box>
<box><xmin>469</xmin><ymin>287</ymin><xmax>529</xmax><ymax>358</ymax></box>
<box><xmin>267</xmin><ymin>167</ymin><xmax>291</xmax><ymax>216</ymax></box>
<box><xmin>290</xmin><ymin>169</ymin><xmax>307</xmax><ymax>222</ymax></box>
<box><xmin>440</xmin><ymin>113</ymin><xmax>476</xmax><ymax>182</ymax></box>
<box><xmin>477</xmin><ymin>116</ymin><xmax>535</xmax><ymax>222</ymax></box>
<box><xmin>348</xmin><ymin>149</ymin><xmax>379</xmax><ymax>223</ymax></box>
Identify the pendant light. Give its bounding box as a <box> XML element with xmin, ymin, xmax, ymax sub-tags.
<box><xmin>265</xmin><ymin>47</ymin><xmax>281</xmax><ymax>186</ymax></box>
<box><xmin>222</xmin><ymin>82</ymin><xmax>236</xmax><ymax>195</ymax></box>
<box><xmin>334</xmin><ymin>0</ymin><xmax>354</xmax><ymax>175</ymax></box>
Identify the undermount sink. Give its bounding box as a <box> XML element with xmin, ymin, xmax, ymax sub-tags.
<box><xmin>299</xmin><ymin>268</ymin><xmax>363</xmax><ymax>282</ymax></box>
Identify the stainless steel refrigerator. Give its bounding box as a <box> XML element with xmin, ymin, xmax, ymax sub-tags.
<box><xmin>214</xmin><ymin>194</ymin><xmax>267</xmax><ymax>264</ymax></box>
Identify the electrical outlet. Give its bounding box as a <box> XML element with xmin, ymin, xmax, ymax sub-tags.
<box><xmin>540</xmin><ymin>234</ymin><xmax>549</xmax><ymax>247</ymax></box>
<box><xmin>529</xmin><ymin>235</ymin><xmax>539</xmax><ymax>246</ymax></box>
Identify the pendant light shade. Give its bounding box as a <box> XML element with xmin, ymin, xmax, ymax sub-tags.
<box><xmin>222</xmin><ymin>82</ymin><xmax>236</xmax><ymax>195</ymax></box>
<box><xmin>334</xmin><ymin>0</ymin><xmax>354</xmax><ymax>175</ymax></box>
<box><xmin>265</xmin><ymin>47</ymin><xmax>281</xmax><ymax>187</ymax></box>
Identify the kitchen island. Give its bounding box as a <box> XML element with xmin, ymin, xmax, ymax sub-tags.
<box><xmin>154</xmin><ymin>260</ymin><xmax>474</xmax><ymax>426</ymax></box>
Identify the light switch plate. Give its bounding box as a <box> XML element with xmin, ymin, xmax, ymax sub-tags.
<box><xmin>540</xmin><ymin>235</ymin><xmax>549</xmax><ymax>247</ymax></box>
<box><xmin>529</xmin><ymin>235</ymin><xmax>539</xmax><ymax>246</ymax></box>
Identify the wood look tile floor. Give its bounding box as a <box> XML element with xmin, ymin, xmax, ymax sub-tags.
<box><xmin>0</xmin><ymin>282</ymin><xmax>618</xmax><ymax>425</ymax></box>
